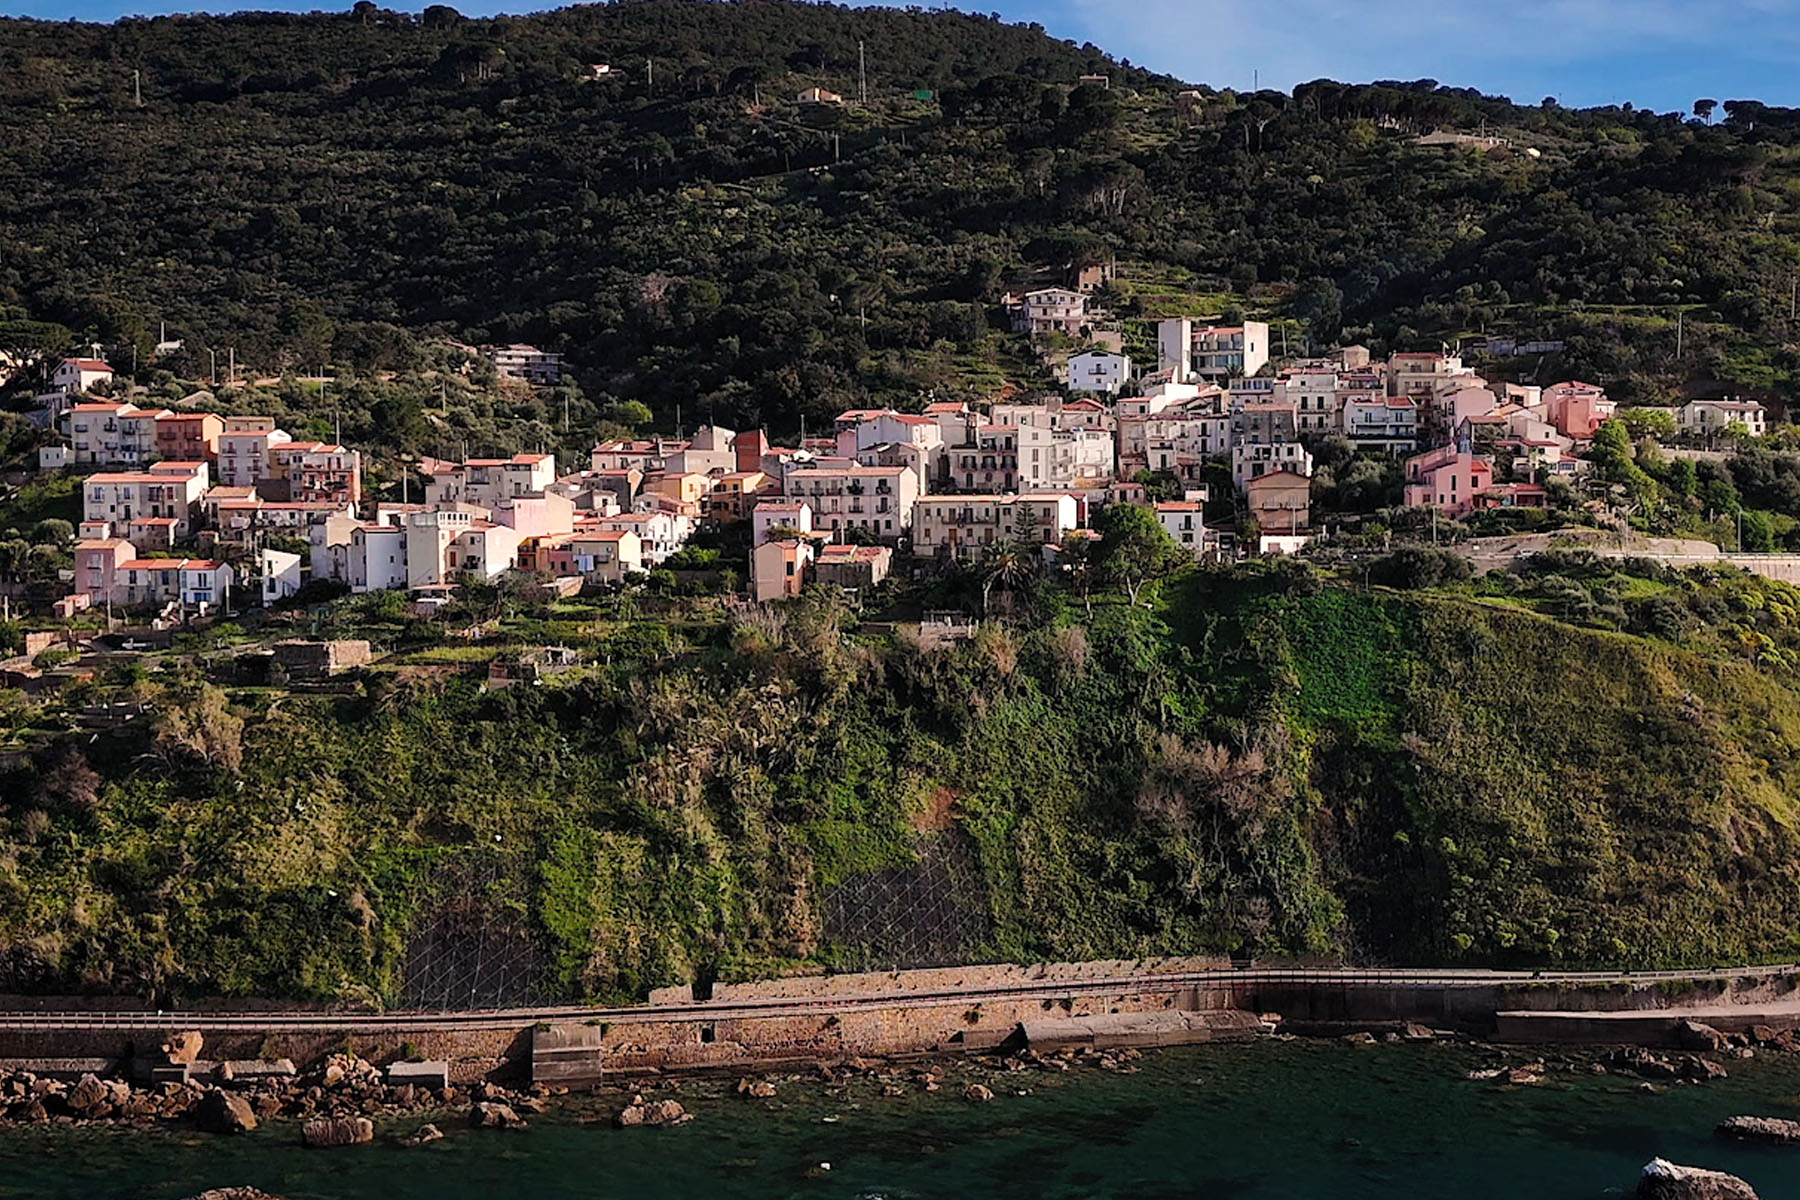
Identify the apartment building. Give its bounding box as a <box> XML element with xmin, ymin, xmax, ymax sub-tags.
<box><xmin>911</xmin><ymin>493</ymin><xmax>1081</xmax><ymax>558</ymax></box>
<box><xmin>781</xmin><ymin>465</ymin><xmax>918</xmax><ymax>541</ymax></box>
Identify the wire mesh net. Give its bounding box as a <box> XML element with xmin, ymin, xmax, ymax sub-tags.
<box><xmin>400</xmin><ymin>858</ymin><xmax>547</xmax><ymax>1011</ymax></box>
<box><xmin>822</xmin><ymin>833</ymin><xmax>993</xmax><ymax>971</ymax></box>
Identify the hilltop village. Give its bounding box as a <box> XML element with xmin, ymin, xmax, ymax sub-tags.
<box><xmin>4</xmin><ymin>308</ymin><xmax>1769</xmax><ymax>642</ymax></box>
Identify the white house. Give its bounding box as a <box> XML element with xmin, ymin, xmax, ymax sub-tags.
<box><xmin>1680</xmin><ymin>399</ymin><xmax>1767</xmax><ymax>439</ymax></box>
<box><xmin>51</xmin><ymin>357</ymin><xmax>113</xmax><ymax>394</ymax></box>
<box><xmin>1155</xmin><ymin>499</ymin><xmax>1219</xmax><ymax>558</ymax></box>
<box><xmin>258</xmin><ymin>548</ymin><xmax>304</xmax><ymax>604</ymax></box>
<box><xmin>1067</xmin><ymin>351</ymin><xmax>1131</xmax><ymax>395</ymax></box>
<box><xmin>753</xmin><ymin>499</ymin><xmax>815</xmax><ymax>547</ymax></box>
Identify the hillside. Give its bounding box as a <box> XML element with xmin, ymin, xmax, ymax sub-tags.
<box><xmin>5</xmin><ymin>1</ymin><xmax>1800</xmax><ymax>441</ymax></box>
<box><xmin>3</xmin><ymin>562</ymin><xmax>1800</xmax><ymax>1005</ymax></box>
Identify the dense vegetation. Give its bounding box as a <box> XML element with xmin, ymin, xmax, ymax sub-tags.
<box><xmin>5</xmin><ymin>556</ymin><xmax>1800</xmax><ymax>1004</ymax></box>
<box><xmin>8</xmin><ymin>0</ymin><xmax>1800</xmax><ymax>443</ymax></box>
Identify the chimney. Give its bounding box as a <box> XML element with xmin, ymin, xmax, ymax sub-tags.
<box><xmin>736</xmin><ymin>429</ymin><xmax>768</xmax><ymax>473</ymax></box>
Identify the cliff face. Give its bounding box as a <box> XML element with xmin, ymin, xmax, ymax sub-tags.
<box><xmin>4</xmin><ymin>575</ymin><xmax>1799</xmax><ymax>1005</ymax></box>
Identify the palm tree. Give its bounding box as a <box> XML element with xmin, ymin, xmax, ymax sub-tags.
<box><xmin>980</xmin><ymin>543</ymin><xmax>1033</xmax><ymax>617</ymax></box>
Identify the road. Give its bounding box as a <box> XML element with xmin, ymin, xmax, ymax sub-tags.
<box><xmin>0</xmin><ymin>964</ymin><xmax>1789</xmax><ymax>1033</ymax></box>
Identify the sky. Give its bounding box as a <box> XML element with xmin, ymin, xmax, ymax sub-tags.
<box><xmin>3</xmin><ymin>0</ymin><xmax>1798</xmax><ymax>113</ymax></box>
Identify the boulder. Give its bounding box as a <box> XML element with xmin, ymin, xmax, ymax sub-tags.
<box><xmin>401</xmin><ymin>1123</ymin><xmax>444</xmax><ymax>1147</ymax></box>
<box><xmin>1676</xmin><ymin>1021</ymin><xmax>1729</xmax><ymax>1053</ymax></box>
<box><xmin>1401</xmin><ymin>1023</ymin><xmax>1436</xmax><ymax>1042</ymax></box>
<box><xmin>469</xmin><ymin>1102</ymin><xmax>527</xmax><ymax>1130</ymax></box>
<box><xmin>302</xmin><ymin>1117</ymin><xmax>374</xmax><ymax>1148</ymax></box>
<box><xmin>163</xmin><ymin>1031</ymin><xmax>204</xmax><ymax>1065</ymax></box>
<box><xmin>179</xmin><ymin>1191</ymin><xmax>283</xmax><ymax>1200</ymax></box>
<box><xmin>613</xmin><ymin>1104</ymin><xmax>646</xmax><ymax>1129</ymax></box>
<box><xmin>643</xmin><ymin>1099</ymin><xmax>689</xmax><ymax>1126</ymax></box>
<box><xmin>1681</xmin><ymin>1057</ymin><xmax>1729</xmax><ymax>1083</ymax></box>
<box><xmin>1717</xmin><ymin>1116</ymin><xmax>1800</xmax><ymax>1144</ymax></box>
<box><xmin>194</xmin><ymin>1089</ymin><xmax>258</xmax><ymax>1135</ymax></box>
<box><xmin>1340</xmin><ymin>1032</ymin><xmax>1376</xmax><ymax>1045</ymax></box>
<box><xmin>962</xmin><ymin>1084</ymin><xmax>994</xmax><ymax>1103</ymax></box>
<box><xmin>1637</xmin><ymin>1158</ymin><xmax>1759</xmax><ymax>1199</ymax></box>
<box><xmin>736</xmin><ymin>1078</ymin><xmax>777</xmax><ymax>1099</ymax></box>
<box><xmin>66</xmin><ymin>1073</ymin><xmax>109</xmax><ymax>1114</ymax></box>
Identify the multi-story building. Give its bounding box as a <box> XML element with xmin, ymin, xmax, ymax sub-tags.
<box><xmin>115</xmin><ymin>557</ymin><xmax>234</xmax><ymax>612</ymax></box>
<box><xmin>1679</xmin><ymin>398</ymin><xmax>1767</xmax><ymax>439</ymax></box>
<box><xmin>911</xmin><ymin>493</ymin><xmax>1081</xmax><ymax>558</ymax></box>
<box><xmin>1342</xmin><ymin>396</ymin><xmax>1419</xmax><ymax>453</ymax></box>
<box><xmin>489</xmin><ymin>344</ymin><xmax>562</xmax><ymax>386</ymax></box>
<box><xmin>781</xmin><ymin>465</ymin><xmax>918</xmax><ymax>542</ymax></box>
<box><xmin>1403</xmin><ymin>447</ymin><xmax>1495</xmax><ymax>517</ymax></box>
<box><xmin>1232</xmin><ymin>401</ymin><xmax>1299</xmax><ymax>447</ymax></box>
<box><xmin>1232</xmin><ymin>443</ymin><xmax>1314</xmax><ymax>492</ymax></box>
<box><xmin>217</xmin><ymin>417</ymin><xmax>292</xmax><ymax>488</ymax></box>
<box><xmin>153</xmin><ymin>412</ymin><xmax>224</xmax><ymax>464</ymax></box>
<box><xmin>1066</xmin><ymin>351</ymin><xmax>1131</xmax><ymax>395</ymax></box>
<box><xmin>1016</xmin><ymin>423</ymin><xmax>1115</xmax><ymax>492</ymax></box>
<box><xmin>1158</xmin><ymin>319</ymin><xmax>1271</xmax><ymax>382</ymax></box>
<box><xmin>83</xmin><ymin>462</ymin><xmax>210</xmax><ymax>539</ymax></box>
<box><xmin>946</xmin><ymin>425</ymin><xmax>1019</xmax><ymax>493</ymax></box>
<box><xmin>1282</xmin><ymin>370</ymin><xmax>1338</xmax><ymax>435</ymax></box>
<box><xmin>73</xmin><ymin>538</ymin><xmax>135</xmax><ymax>607</ymax></box>
<box><xmin>51</xmin><ymin>357</ymin><xmax>114</xmax><ymax>394</ymax></box>
<box><xmin>1014</xmin><ymin>288</ymin><xmax>1088</xmax><ymax>336</ymax></box>
<box><xmin>592</xmin><ymin>510</ymin><xmax>695</xmax><ymax>566</ymax></box>
<box><xmin>67</xmin><ymin>402</ymin><xmax>142</xmax><ymax>466</ymax></box>
<box><xmin>1155</xmin><ymin>499</ymin><xmax>1220</xmax><ymax>558</ymax></box>
<box><xmin>704</xmin><ymin>471</ymin><xmax>775</xmax><ymax>524</ymax></box>
<box><xmin>425</xmin><ymin>454</ymin><xmax>557</xmax><ymax>509</ymax></box>
<box><xmin>271</xmin><ymin>442</ymin><xmax>363</xmax><ymax>505</ymax></box>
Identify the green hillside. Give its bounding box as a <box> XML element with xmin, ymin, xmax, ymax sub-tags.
<box><xmin>4</xmin><ymin>562</ymin><xmax>1800</xmax><ymax>1005</ymax></box>
<box><xmin>5</xmin><ymin>0</ymin><xmax>1800</xmax><ymax>441</ymax></box>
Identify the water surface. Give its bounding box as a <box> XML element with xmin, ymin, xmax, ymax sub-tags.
<box><xmin>7</xmin><ymin>1041</ymin><xmax>1800</xmax><ymax>1199</ymax></box>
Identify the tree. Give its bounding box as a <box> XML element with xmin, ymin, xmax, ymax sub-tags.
<box><xmin>1694</xmin><ymin>99</ymin><xmax>1718</xmax><ymax>124</ymax></box>
<box><xmin>1092</xmin><ymin>503</ymin><xmax>1183</xmax><ymax>606</ymax></box>
<box><xmin>979</xmin><ymin>544</ymin><xmax>1033</xmax><ymax>616</ymax></box>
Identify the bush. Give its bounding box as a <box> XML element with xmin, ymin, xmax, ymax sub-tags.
<box><xmin>1367</xmin><ymin>547</ymin><xmax>1472</xmax><ymax>590</ymax></box>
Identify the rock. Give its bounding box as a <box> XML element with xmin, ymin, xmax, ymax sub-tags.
<box><xmin>194</xmin><ymin>1089</ymin><xmax>258</xmax><ymax>1135</ymax></box>
<box><xmin>1612</xmin><ymin>1048</ymin><xmax>1680</xmax><ymax>1079</ymax></box>
<box><xmin>163</xmin><ymin>1031</ymin><xmax>204</xmax><ymax>1065</ymax></box>
<box><xmin>736</xmin><ymin>1078</ymin><xmax>777</xmax><ymax>1099</ymax></box>
<box><xmin>470</xmin><ymin>1102</ymin><xmax>527</xmax><ymax>1130</ymax></box>
<box><xmin>1502</xmin><ymin>1067</ymin><xmax>1542</xmax><ymax>1086</ymax></box>
<box><xmin>643</xmin><ymin>1099</ymin><xmax>689</xmax><ymax>1126</ymax></box>
<box><xmin>321</xmin><ymin>1063</ymin><xmax>345</xmax><ymax>1088</ymax></box>
<box><xmin>1401</xmin><ymin>1023</ymin><xmax>1436</xmax><ymax>1042</ymax></box>
<box><xmin>1749</xmin><ymin>1025</ymin><xmax>1779</xmax><ymax>1045</ymax></box>
<box><xmin>65</xmin><ymin>1074</ymin><xmax>109</xmax><ymax>1113</ymax></box>
<box><xmin>401</xmin><ymin>1123</ymin><xmax>444</xmax><ymax>1146</ymax></box>
<box><xmin>1675</xmin><ymin>1021</ymin><xmax>1729</xmax><ymax>1054</ymax></box>
<box><xmin>1340</xmin><ymin>1032</ymin><xmax>1376</xmax><ymax>1045</ymax></box>
<box><xmin>302</xmin><ymin>1117</ymin><xmax>374</xmax><ymax>1148</ymax></box>
<box><xmin>1681</xmin><ymin>1057</ymin><xmax>1729</xmax><ymax>1082</ymax></box>
<box><xmin>1466</xmin><ymin>1068</ymin><xmax>1504</xmax><ymax>1081</ymax></box>
<box><xmin>1717</xmin><ymin>1116</ymin><xmax>1800</xmax><ymax>1144</ymax></box>
<box><xmin>178</xmin><ymin>1190</ymin><xmax>284</xmax><ymax>1200</ymax></box>
<box><xmin>613</xmin><ymin>1104</ymin><xmax>646</xmax><ymax>1129</ymax></box>
<box><xmin>962</xmin><ymin>1084</ymin><xmax>994</xmax><ymax>1103</ymax></box>
<box><xmin>1636</xmin><ymin>1157</ymin><xmax>1759</xmax><ymax>1199</ymax></box>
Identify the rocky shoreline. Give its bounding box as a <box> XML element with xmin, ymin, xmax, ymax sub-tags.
<box><xmin>1</xmin><ymin>1016</ymin><xmax>1795</xmax><ymax>1151</ymax></box>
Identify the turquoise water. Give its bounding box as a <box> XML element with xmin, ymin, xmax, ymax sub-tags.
<box><xmin>7</xmin><ymin>1042</ymin><xmax>1800</xmax><ymax>1199</ymax></box>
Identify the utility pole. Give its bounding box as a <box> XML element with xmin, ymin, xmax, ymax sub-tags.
<box><xmin>228</xmin><ymin>346</ymin><xmax>235</xmax><ymax>385</ymax></box>
<box><xmin>133</xmin><ymin>69</ymin><xmax>142</xmax><ymax>108</ymax></box>
<box><xmin>209</xmin><ymin>349</ymin><xmax>217</xmax><ymax>386</ymax></box>
<box><xmin>1790</xmin><ymin>275</ymin><xmax>1796</xmax><ymax>321</ymax></box>
<box><xmin>646</xmin><ymin>57</ymin><xmax>653</xmax><ymax>94</ymax></box>
<box><xmin>858</xmin><ymin>40</ymin><xmax>867</xmax><ymax>105</ymax></box>
<box><xmin>1676</xmin><ymin>311</ymin><xmax>1684</xmax><ymax>360</ymax></box>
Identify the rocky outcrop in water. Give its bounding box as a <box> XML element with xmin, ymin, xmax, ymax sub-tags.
<box><xmin>1716</xmin><ymin>1116</ymin><xmax>1800</xmax><ymax>1145</ymax></box>
<box><xmin>302</xmin><ymin>1116</ymin><xmax>374</xmax><ymax>1147</ymax></box>
<box><xmin>1637</xmin><ymin>1158</ymin><xmax>1759</xmax><ymax>1199</ymax></box>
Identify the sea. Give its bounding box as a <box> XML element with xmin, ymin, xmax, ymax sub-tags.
<box><xmin>6</xmin><ymin>1040</ymin><xmax>1800</xmax><ymax>1199</ymax></box>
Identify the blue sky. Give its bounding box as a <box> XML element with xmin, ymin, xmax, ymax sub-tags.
<box><xmin>5</xmin><ymin>0</ymin><xmax>1799</xmax><ymax>112</ymax></box>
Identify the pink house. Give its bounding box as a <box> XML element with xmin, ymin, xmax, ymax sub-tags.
<box><xmin>1542</xmin><ymin>381</ymin><xmax>1616</xmax><ymax>440</ymax></box>
<box><xmin>1403</xmin><ymin>446</ymin><xmax>1494</xmax><ymax>518</ymax></box>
